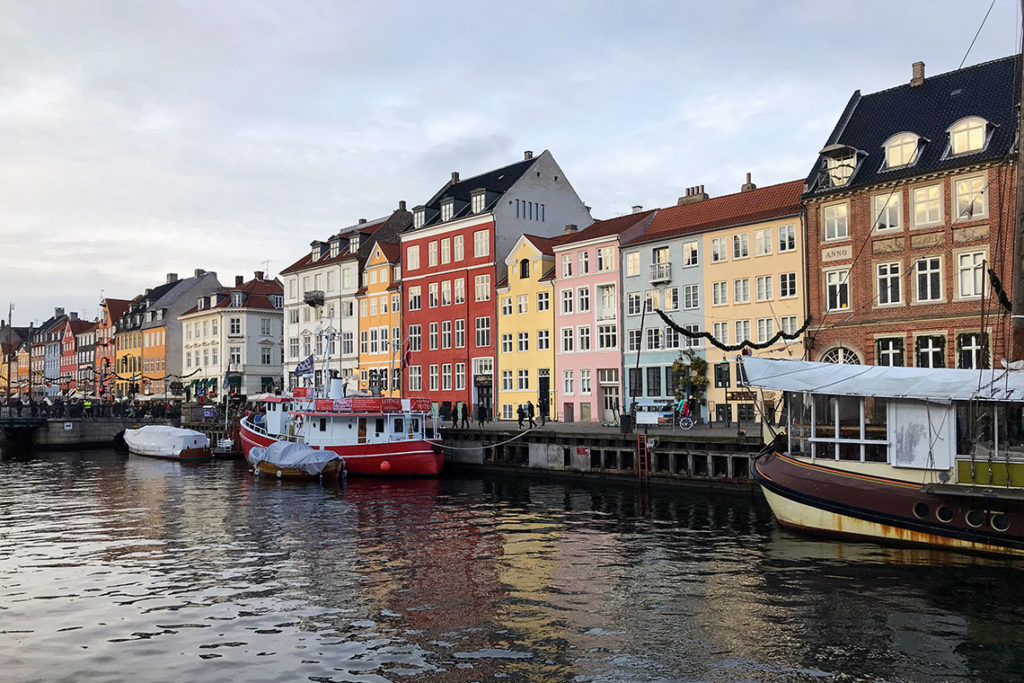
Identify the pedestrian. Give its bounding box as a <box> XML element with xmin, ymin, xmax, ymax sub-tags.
<box><xmin>527</xmin><ymin>400</ymin><xmax>536</xmax><ymax>429</ymax></box>
<box><xmin>517</xmin><ymin>404</ymin><xmax>525</xmax><ymax>429</ymax></box>
<box><xmin>16</xmin><ymin>398</ymin><xmax>23</xmax><ymax>417</ymax></box>
<box><xmin>687</xmin><ymin>395</ymin><xmax>698</xmax><ymax>423</ymax></box>
<box><xmin>461</xmin><ymin>402</ymin><xmax>469</xmax><ymax>429</ymax></box>
<box><xmin>451</xmin><ymin>403</ymin><xmax>459</xmax><ymax>430</ymax></box>
<box><xmin>476</xmin><ymin>403</ymin><xmax>485</xmax><ymax>428</ymax></box>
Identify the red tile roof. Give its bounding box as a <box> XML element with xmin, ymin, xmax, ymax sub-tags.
<box><xmin>180</xmin><ymin>277</ymin><xmax>283</xmax><ymax>315</ymax></box>
<box><xmin>521</xmin><ymin>233</ymin><xmax>573</xmax><ymax>256</ymax></box>
<box><xmin>635</xmin><ymin>180</ymin><xmax>803</xmax><ymax>244</ymax></box>
<box><xmin>558</xmin><ymin>210</ymin><xmax>657</xmax><ymax>245</ymax></box>
<box><xmin>103</xmin><ymin>298</ymin><xmax>132</xmax><ymax>324</ymax></box>
<box><xmin>375</xmin><ymin>240</ymin><xmax>401</xmax><ymax>263</ymax></box>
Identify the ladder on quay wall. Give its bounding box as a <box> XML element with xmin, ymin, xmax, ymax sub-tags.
<box><xmin>637</xmin><ymin>432</ymin><xmax>649</xmax><ymax>479</ymax></box>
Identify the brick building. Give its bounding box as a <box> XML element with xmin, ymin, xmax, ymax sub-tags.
<box><xmin>802</xmin><ymin>56</ymin><xmax>1019</xmax><ymax>369</ymax></box>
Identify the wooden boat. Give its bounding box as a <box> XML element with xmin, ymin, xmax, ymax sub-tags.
<box><xmin>247</xmin><ymin>441</ymin><xmax>345</xmax><ymax>480</ymax></box>
<box><xmin>743</xmin><ymin>356</ymin><xmax>1024</xmax><ymax>557</ymax></box>
<box><xmin>123</xmin><ymin>425</ymin><xmax>211</xmax><ymax>461</ymax></box>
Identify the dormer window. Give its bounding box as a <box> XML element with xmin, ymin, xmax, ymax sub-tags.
<box><xmin>882</xmin><ymin>132</ymin><xmax>921</xmax><ymax>169</ymax></box>
<box><xmin>819</xmin><ymin>144</ymin><xmax>860</xmax><ymax>189</ymax></box>
<box><xmin>350</xmin><ymin>235</ymin><xmax>360</xmax><ymax>252</ymax></box>
<box><xmin>329</xmin><ymin>239</ymin><xmax>340</xmax><ymax>258</ymax></box>
<box><xmin>519</xmin><ymin>258</ymin><xmax>530</xmax><ymax>279</ymax></box>
<box><xmin>441</xmin><ymin>198</ymin><xmax>455</xmax><ymax>222</ymax></box>
<box><xmin>231</xmin><ymin>292</ymin><xmax>243</xmax><ymax>307</ymax></box>
<box><xmin>948</xmin><ymin>116</ymin><xmax>991</xmax><ymax>156</ymax></box>
<box><xmin>270</xmin><ymin>294</ymin><xmax>283</xmax><ymax>309</ymax></box>
<box><xmin>471</xmin><ymin>189</ymin><xmax>486</xmax><ymax>214</ymax></box>
<box><xmin>413</xmin><ymin>207</ymin><xmax>425</xmax><ymax>229</ymax></box>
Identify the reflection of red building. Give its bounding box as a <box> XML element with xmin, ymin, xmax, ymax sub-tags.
<box><xmin>58</xmin><ymin>316</ymin><xmax>90</xmax><ymax>392</ymax></box>
<box><xmin>400</xmin><ymin>151</ymin><xmax>591</xmax><ymax>416</ymax></box>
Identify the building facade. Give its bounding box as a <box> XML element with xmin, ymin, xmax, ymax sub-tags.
<box><xmin>356</xmin><ymin>240</ymin><xmax>403</xmax><ymax>396</ymax></box>
<box><xmin>95</xmin><ymin>299</ymin><xmax>130</xmax><ymax>397</ymax></box>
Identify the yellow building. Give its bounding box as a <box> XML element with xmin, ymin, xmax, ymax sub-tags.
<box><xmin>495</xmin><ymin>235</ymin><xmax>558</xmax><ymax>422</ymax></box>
<box><xmin>357</xmin><ymin>240</ymin><xmax>402</xmax><ymax>396</ymax></box>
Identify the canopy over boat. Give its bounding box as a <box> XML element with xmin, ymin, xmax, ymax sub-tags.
<box><xmin>739</xmin><ymin>356</ymin><xmax>1024</xmax><ymax>402</ymax></box>
<box><xmin>123</xmin><ymin>425</ymin><xmax>209</xmax><ymax>456</ymax></box>
<box><xmin>248</xmin><ymin>442</ymin><xmax>343</xmax><ymax>475</ymax></box>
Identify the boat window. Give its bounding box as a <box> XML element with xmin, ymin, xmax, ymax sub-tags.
<box><xmin>809</xmin><ymin>393</ymin><xmax>888</xmax><ymax>462</ymax></box>
<box><xmin>411</xmin><ymin>418</ymin><xmax>420</xmax><ymax>436</ymax></box>
<box><xmin>863</xmin><ymin>397</ymin><xmax>888</xmax><ymax>462</ymax></box>
<box><xmin>837</xmin><ymin>396</ymin><xmax>861</xmax><ymax>460</ymax></box>
<box><xmin>999</xmin><ymin>404</ymin><xmax>1024</xmax><ymax>460</ymax></box>
<box><xmin>394</xmin><ymin>417</ymin><xmax>404</xmax><ymax>434</ymax></box>
<box><xmin>787</xmin><ymin>392</ymin><xmax>811</xmax><ymax>455</ymax></box>
<box><xmin>320</xmin><ymin>418</ymin><xmax>326</xmax><ymax>432</ymax></box>
<box><xmin>375</xmin><ymin>418</ymin><xmax>385</xmax><ymax>434</ymax></box>
<box><xmin>358</xmin><ymin>418</ymin><xmax>366</xmax><ymax>444</ymax></box>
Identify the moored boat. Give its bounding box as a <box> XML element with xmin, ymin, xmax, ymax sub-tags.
<box><xmin>123</xmin><ymin>425</ymin><xmax>212</xmax><ymax>461</ymax></box>
<box><xmin>248</xmin><ymin>441</ymin><xmax>345</xmax><ymax>480</ymax></box>
<box><xmin>742</xmin><ymin>356</ymin><xmax>1024</xmax><ymax>557</ymax></box>
<box><xmin>239</xmin><ymin>385</ymin><xmax>443</xmax><ymax>477</ymax></box>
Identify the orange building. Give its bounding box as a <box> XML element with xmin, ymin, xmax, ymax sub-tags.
<box><xmin>95</xmin><ymin>298</ymin><xmax>130</xmax><ymax>397</ymax></box>
<box><xmin>357</xmin><ymin>240</ymin><xmax>403</xmax><ymax>396</ymax></box>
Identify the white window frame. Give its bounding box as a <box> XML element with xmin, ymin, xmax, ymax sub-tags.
<box><xmin>954</xmin><ymin>173</ymin><xmax>988</xmax><ymax>221</ymax></box>
<box><xmin>912</xmin><ymin>184</ymin><xmax>943</xmax><ymax>228</ymax></box>
<box><xmin>825</xmin><ymin>268</ymin><xmax>850</xmax><ymax>311</ymax></box>
<box><xmin>915</xmin><ymin>256</ymin><xmax>943</xmax><ymax>303</ymax></box>
<box><xmin>823</xmin><ymin>202</ymin><xmax>849</xmax><ymax>241</ymax></box>
<box><xmin>956</xmin><ymin>249</ymin><xmax>986</xmax><ymax>300</ymax></box>
<box><xmin>877</xmin><ymin>262</ymin><xmax>902</xmax><ymax>306</ymax></box>
<box><xmin>873</xmin><ymin>192</ymin><xmax>902</xmax><ymax>232</ymax></box>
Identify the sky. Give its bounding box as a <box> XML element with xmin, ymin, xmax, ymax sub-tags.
<box><xmin>2</xmin><ymin>0</ymin><xmax>1020</xmax><ymax>325</ymax></box>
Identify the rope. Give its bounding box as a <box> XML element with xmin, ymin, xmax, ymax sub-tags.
<box><xmin>653</xmin><ymin>309</ymin><xmax>811</xmax><ymax>352</ymax></box>
<box><xmin>427</xmin><ymin>425</ymin><xmax>542</xmax><ymax>451</ymax></box>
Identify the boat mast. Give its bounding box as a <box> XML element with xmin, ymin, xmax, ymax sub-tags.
<box><xmin>1011</xmin><ymin>0</ymin><xmax>1024</xmax><ymax>358</ymax></box>
<box><xmin>319</xmin><ymin>307</ymin><xmax>334</xmax><ymax>398</ymax></box>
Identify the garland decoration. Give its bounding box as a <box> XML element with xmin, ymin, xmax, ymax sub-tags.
<box><xmin>654</xmin><ymin>309</ymin><xmax>811</xmax><ymax>352</ymax></box>
<box><xmin>987</xmin><ymin>268</ymin><xmax>1012</xmax><ymax>312</ymax></box>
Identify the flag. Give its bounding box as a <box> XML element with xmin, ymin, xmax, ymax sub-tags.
<box><xmin>296</xmin><ymin>354</ymin><xmax>315</xmax><ymax>377</ymax></box>
<box><xmin>401</xmin><ymin>340</ymin><xmax>411</xmax><ymax>370</ymax></box>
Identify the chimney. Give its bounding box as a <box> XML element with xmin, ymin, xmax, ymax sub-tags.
<box><xmin>69</xmin><ymin>312</ymin><xmax>79</xmax><ymax>321</ymax></box>
<box><xmin>632</xmin><ymin>205</ymin><xmax>643</xmax><ymax>214</ymax></box>
<box><xmin>911</xmin><ymin>61</ymin><xmax>925</xmax><ymax>87</ymax></box>
<box><xmin>358</xmin><ymin>218</ymin><xmax>367</xmax><ymax>224</ymax></box>
<box><xmin>254</xmin><ymin>271</ymin><xmax>264</xmax><ymax>281</ymax></box>
<box><xmin>451</xmin><ymin>171</ymin><xmax>460</xmax><ymax>184</ymax></box>
<box><xmin>54</xmin><ymin>307</ymin><xmax>64</xmax><ymax>317</ymax></box>
<box><xmin>166</xmin><ymin>272</ymin><xmax>178</xmax><ymax>284</ymax></box>
<box><xmin>145</xmin><ymin>288</ymin><xmax>152</xmax><ymax>296</ymax></box>
<box><xmin>235</xmin><ymin>275</ymin><xmax>244</xmax><ymax>287</ymax></box>
<box><xmin>677</xmin><ymin>185</ymin><xmax>710</xmax><ymax>206</ymax></box>
<box><xmin>741</xmin><ymin>172</ymin><xmax>757</xmax><ymax>192</ymax></box>
<box><xmin>194</xmin><ymin>268</ymin><xmax>206</xmax><ymax>277</ymax></box>
<box><xmin>564</xmin><ymin>224</ymin><xmax>578</xmax><ymax>235</ymax></box>
<box><xmin>398</xmin><ymin>200</ymin><xmax>406</xmax><ymax>211</ymax></box>
<box><xmin>524</xmin><ymin>150</ymin><xmax>533</xmax><ymax>160</ymax></box>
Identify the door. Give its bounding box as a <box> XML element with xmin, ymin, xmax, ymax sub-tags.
<box><xmin>563</xmin><ymin>403</ymin><xmax>574</xmax><ymax>423</ymax></box>
<box><xmin>580</xmin><ymin>402</ymin><xmax>591</xmax><ymax>422</ymax></box>
<box><xmin>358</xmin><ymin>417</ymin><xmax>367</xmax><ymax>444</ymax></box>
<box><xmin>477</xmin><ymin>385</ymin><xmax>492</xmax><ymax>420</ymax></box>
<box><xmin>538</xmin><ymin>374</ymin><xmax>550</xmax><ymax>419</ymax></box>
<box><xmin>602</xmin><ymin>385</ymin><xmax>619</xmax><ymax>422</ymax></box>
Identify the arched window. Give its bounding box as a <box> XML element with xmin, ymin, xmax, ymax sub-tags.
<box><xmin>948</xmin><ymin>116</ymin><xmax>990</xmax><ymax>156</ymax></box>
<box><xmin>519</xmin><ymin>258</ymin><xmax>530</xmax><ymax>279</ymax></box>
<box><xmin>820</xmin><ymin>346</ymin><xmax>860</xmax><ymax>365</ymax></box>
<box><xmin>882</xmin><ymin>132</ymin><xmax>920</xmax><ymax>169</ymax></box>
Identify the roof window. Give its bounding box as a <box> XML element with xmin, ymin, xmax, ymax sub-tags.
<box><xmin>881</xmin><ymin>132</ymin><xmax>922</xmax><ymax>170</ymax></box>
<box><xmin>948</xmin><ymin>116</ymin><xmax>992</xmax><ymax>156</ymax></box>
<box><xmin>441</xmin><ymin>198</ymin><xmax>455</xmax><ymax>222</ymax></box>
<box><xmin>817</xmin><ymin>144</ymin><xmax>861</xmax><ymax>190</ymax></box>
<box><xmin>413</xmin><ymin>207</ymin><xmax>425</xmax><ymax>229</ymax></box>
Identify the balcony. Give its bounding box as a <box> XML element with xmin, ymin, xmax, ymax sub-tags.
<box><xmin>303</xmin><ymin>289</ymin><xmax>325</xmax><ymax>307</ymax></box>
<box><xmin>597</xmin><ymin>308</ymin><xmax>617</xmax><ymax>322</ymax></box>
<box><xmin>649</xmin><ymin>262</ymin><xmax>672</xmax><ymax>283</ymax></box>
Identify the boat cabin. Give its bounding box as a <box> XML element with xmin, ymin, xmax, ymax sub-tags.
<box><xmin>258</xmin><ymin>395</ymin><xmax>438</xmax><ymax>445</ymax></box>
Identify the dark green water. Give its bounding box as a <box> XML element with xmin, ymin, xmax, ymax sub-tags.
<box><xmin>1</xmin><ymin>449</ymin><xmax>1022</xmax><ymax>682</ymax></box>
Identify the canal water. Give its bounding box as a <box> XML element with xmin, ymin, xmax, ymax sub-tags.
<box><xmin>1</xmin><ymin>450</ymin><xmax>1023</xmax><ymax>682</ymax></box>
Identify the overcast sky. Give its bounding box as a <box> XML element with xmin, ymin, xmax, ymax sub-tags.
<box><xmin>2</xmin><ymin>0</ymin><xmax>1019</xmax><ymax>324</ymax></box>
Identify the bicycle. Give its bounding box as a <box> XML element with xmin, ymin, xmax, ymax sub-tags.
<box><xmin>678</xmin><ymin>415</ymin><xmax>694</xmax><ymax>430</ymax></box>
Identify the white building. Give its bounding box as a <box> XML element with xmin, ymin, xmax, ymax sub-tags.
<box><xmin>178</xmin><ymin>272</ymin><xmax>284</xmax><ymax>398</ymax></box>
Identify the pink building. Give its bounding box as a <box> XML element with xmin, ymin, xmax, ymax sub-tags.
<box><xmin>552</xmin><ymin>210</ymin><xmax>656</xmax><ymax>422</ymax></box>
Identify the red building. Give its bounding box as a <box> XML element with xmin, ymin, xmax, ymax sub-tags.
<box><xmin>400</xmin><ymin>150</ymin><xmax>591</xmax><ymax>417</ymax></box>
<box><xmin>59</xmin><ymin>316</ymin><xmax>91</xmax><ymax>393</ymax></box>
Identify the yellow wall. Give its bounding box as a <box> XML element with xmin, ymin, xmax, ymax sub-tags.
<box><xmin>496</xmin><ymin>239</ymin><xmax>556</xmax><ymax>421</ymax></box>
<box><xmin>141</xmin><ymin>326</ymin><xmax>167</xmax><ymax>395</ymax></box>
<box><xmin>357</xmin><ymin>245</ymin><xmax>402</xmax><ymax>397</ymax></box>
<box><xmin>115</xmin><ymin>330</ymin><xmax>142</xmax><ymax>397</ymax></box>
<box><xmin>702</xmin><ymin>216</ymin><xmax>805</xmax><ymax>422</ymax></box>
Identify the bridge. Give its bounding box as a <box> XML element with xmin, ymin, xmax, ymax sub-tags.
<box><xmin>0</xmin><ymin>407</ymin><xmax>169</xmax><ymax>453</ymax></box>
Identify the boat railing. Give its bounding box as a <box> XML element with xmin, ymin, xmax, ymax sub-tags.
<box><xmin>242</xmin><ymin>417</ymin><xmax>304</xmax><ymax>443</ymax></box>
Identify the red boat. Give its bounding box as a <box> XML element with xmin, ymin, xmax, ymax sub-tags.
<box><xmin>239</xmin><ymin>389</ymin><xmax>444</xmax><ymax>476</ymax></box>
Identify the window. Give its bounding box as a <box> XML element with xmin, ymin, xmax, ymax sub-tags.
<box><xmin>501</xmin><ymin>370</ymin><xmax>513</xmax><ymax>391</ymax></box>
<box><xmin>409</xmin><ymin>366</ymin><xmax>422</xmax><ymax>392</ymax></box>
<box><xmin>501</xmin><ymin>334</ymin><xmax>513</xmax><ymax>353</ymax></box>
<box><xmin>823</xmin><ymin>203</ymin><xmax>849</xmax><ymax>240</ymax></box>
<box><xmin>229</xmin><ymin>346</ymin><xmax>241</xmax><ymax>365</ymax></box>
<box><xmin>453</xmin><ymin>235</ymin><xmax>464</xmax><ymax>261</ymax></box>
<box><xmin>756</xmin><ymin>318</ymin><xmax>774</xmax><ymax>344</ymax></box>
<box><xmin>360</xmin><ymin>300</ymin><xmax>369</xmax><ymax>318</ymax></box>
<box><xmin>472</xmin><ymin>192</ymin><xmax>485</xmax><ymax>214</ymax></box>
<box><xmin>474</xmin><ymin>275</ymin><xmax>491</xmax><ymax>302</ymax></box>
<box><xmin>712</xmin><ymin>281</ymin><xmax>728</xmax><ymax>306</ymax></box>
<box><xmin>957</xmin><ymin>333</ymin><xmax>988</xmax><ymax>369</ymax></box>
<box><xmin>877</xmin><ymin>262</ymin><xmax>901</xmax><ymax>305</ymax></box>
<box><xmin>646</xmin><ymin>367</ymin><xmax>662</xmax><ymax>397</ymax></box>
<box><xmin>519</xmin><ymin>258</ymin><xmax>530</xmax><ymax>279</ymax></box>
<box><xmin>780</xmin><ymin>316</ymin><xmax>797</xmax><ymax>336</ymax></box>
<box><xmin>578</xmin><ymin>251</ymin><xmax>589</xmax><ymax>274</ymax></box>
<box><xmin>826</xmin><ymin>269</ymin><xmax>850</xmax><ymax>310</ymax></box>
<box><xmin>734</xmin><ymin>278</ymin><xmax>750</xmax><ymax>304</ymax></box>
<box><xmin>579</xmin><ymin>369</ymin><xmax>591</xmax><ymax>394</ymax></box>
<box><xmin>627</xmin><ymin>329</ymin><xmax>641</xmax><ymax>351</ymax></box>
<box><xmin>408</xmin><ymin>325</ymin><xmax>422</xmax><ymax>351</ymax></box>
<box><xmin>825</xmin><ymin>151</ymin><xmax>857</xmax><ymax>187</ymax></box>
<box><xmin>428</xmin><ymin>322</ymin><xmax>438</xmax><ymax>350</ymax></box>
<box><xmin>342</xmin><ymin>332</ymin><xmax>353</xmax><ymax>355</ymax></box>
<box><xmin>664</xmin><ymin>287</ymin><xmax>678</xmax><ymax>311</ymax></box>
<box><xmin>709</xmin><ymin>322</ymin><xmax>727</xmax><ymax>346</ymax></box>
<box><xmin>778</xmin><ymin>225</ymin><xmax>796</xmax><ymax>252</ymax></box>
<box><xmin>684</xmin><ymin>242</ymin><xmax>698</xmax><ymax>266</ymax></box>
<box><xmin>537</xmin><ymin>329</ymin><xmax>550</xmax><ymax>350</ymax></box>
<box><xmin>733</xmin><ymin>233</ymin><xmax>749</xmax><ymax>259</ymax></box>
<box><xmin>916</xmin><ymin>257</ymin><xmax>942</xmax><ymax>302</ymax></box>
<box><xmin>711</xmin><ymin>237</ymin><xmax>727</xmax><ymax>263</ymax></box>
<box><xmin>473</xmin><ymin>230</ymin><xmax>489</xmax><ymax>257</ymax></box>
<box><xmin>537</xmin><ymin>291</ymin><xmax>549</xmax><ymax>311</ymax></box>
<box><xmin>518</xmin><ymin>370</ymin><xmax>529</xmax><ymax>391</ymax></box>
<box><xmin>369</xmin><ymin>328</ymin><xmax>380</xmax><ymax>354</ymax></box>
<box><xmin>883</xmin><ymin>132</ymin><xmax>919</xmax><ymax>169</ymax></box>
<box><xmin>949</xmin><ymin>116</ymin><xmax>989</xmax><ymax>156</ymax></box>
<box><xmin>617</xmin><ymin>252</ymin><xmax>639</xmax><ymax>282</ymax></box>
<box><xmin>289</xmin><ymin>337</ymin><xmax>299</xmax><ymax>358</ymax></box>
<box><xmin>754</xmin><ymin>229</ymin><xmax>772</xmax><ymax>256</ymax></box>
<box><xmin>876</xmin><ymin>337</ymin><xmax>905</xmax><ymax>366</ymax></box>
<box><xmin>957</xmin><ymin>251</ymin><xmax>986</xmax><ymax>298</ymax></box>
<box><xmin>714</xmin><ymin>362</ymin><xmax>730</xmax><ymax>388</ymax></box>
<box><xmin>577</xmin><ymin>287</ymin><xmax>590</xmax><ymax>312</ymax></box>
<box><xmin>646</xmin><ymin>328</ymin><xmax>662</xmax><ymax>350</ymax></box>
<box><xmin>455</xmin><ymin>363</ymin><xmax>465</xmax><ymax>390</ymax></box>
<box><xmin>441</xmin><ymin>280</ymin><xmax>451</xmax><ymax>306</ymax></box>
<box><xmin>475</xmin><ymin>317</ymin><xmax>490</xmax><ymax>347</ymax></box>
<box><xmin>441</xmin><ymin>238</ymin><xmax>451</xmax><ymax>264</ymax></box>
<box><xmin>598</xmin><ymin>324</ymin><xmax>617</xmax><ymax>349</ymax></box>
<box><xmin>442</xmin><ymin>321</ymin><xmax>452</xmax><ymax>349</ymax></box>
<box><xmin>780</xmin><ymin>272</ymin><xmax>797</xmax><ymax>299</ymax></box>
<box><xmin>454</xmin><ymin>278</ymin><xmax>465</xmax><ymax>304</ymax></box>
<box><xmin>755</xmin><ymin>276</ymin><xmax>772</xmax><ymax>301</ymax></box>
<box><xmin>643</xmin><ymin>290</ymin><xmax>658</xmax><ymax>313</ymax></box>
<box><xmin>359</xmin><ymin>330</ymin><xmax>368</xmax><ymax>354</ymax></box>
<box><xmin>442</xmin><ymin>364</ymin><xmax>452</xmax><ymax>390</ymax></box>
<box><xmin>561</xmin><ymin>254</ymin><xmax>573</xmax><ymax>278</ymax></box>
<box><xmin>916</xmin><ymin>335</ymin><xmax>945</xmax><ymax>368</ymax></box>
<box><xmin>578</xmin><ymin>326</ymin><xmax>591</xmax><ymax>351</ymax></box>
<box><xmin>517</xmin><ymin>294</ymin><xmax>528</xmax><ymax>314</ymax></box>
<box><xmin>561</xmin><ymin>290</ymin><xmax>574</xmax><ymax>314</ymax></box>
<box><xmin>912</xmin><ymin>185</ymin><xmax>942</xmax><ymax>227</ymax></box>
<box><xmin>627</xmin><ymin>292</ymin><xmax>641</xmax><ymax>315</ymax></box>
<box><xmin>428</xmin><ymin>282</ymin><xmax>439</xmax><ymax>308</ymax></box>
<box><xmin>407</xmin><ymin>245</ymin><xmax>420</xmax><ymax>270</ymax></box>
<box><xmin>874</xmin><ymin>192</ymin><xmax>902</xmax><ymax>231</ymax></box>
<box><xmin>665</xmin><ymin>327</ymin><xmax>680</xmax><ymax>349</ymax></box>
<box><xmin>735</xmin><ymin>320</ymin><xmax>751</xmax><ymax>344</ymax></box>
<box><xmin>501</xmin><ymin>297</ymin><xmax>512</xmax><ymax>316</ymax></box>
<box><xmin>562</xmin><ymin>328</ymin><xmax>574</xmax><ymax>352</ymax></box>
<box><xmin>954</xmin><ymin>175</ymin><xmax>988</xmax><ymax>220</ymax></box>
<box><xmin>454</xmin><ymin>319</ymin><xmax>465</xmax><ymax>348</ymax></box>
<box><xmin>683</xmin><ymin>284</ymin><xmax>699</xmax><ymax>309</ymax></box>
<box><xmin>408</xmin><ymin>286</ymin><xmax>421</xmax><ymax>311</ymax></box>
<box><xmin>429</xmin><ymin>364</ymin><xmax>438</xmax><ymax>391</ymax></box>
<box><xmin>597</xmin><ymin>247</ymin><xmax>614</xmax><ymax>271</ymax></box>
<box><xmin>517</xmin><ymin>331</ymin><xmax>529</xmax><ymax>352</ymax></box>
<box><xmin>563</xmin><ymin>370</ymin><xmax>574</xmax><ymax>394</ymax></box>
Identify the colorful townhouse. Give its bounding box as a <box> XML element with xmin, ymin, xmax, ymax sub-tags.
<box><xmin>281</xmin><ymin>205</ymin><xmax>410</xmax><ymax>395</ymax></box>
<box><xmin>622</xmin><ymin>178</ymin><xmax>805</xmax><ymax>424</ymax></box>
<box><xmin>179</xmin><ymin>272</ymin><xmax>284</xmax><ymax>398</ymax></box>
<box><xmin>401</xmin><ymin>150</ymin><xmax>592</xmax><ymax>418</ymax></box>
<box><xmin>29</xmin><ymin>309</ymin><xmax>66</xmax><ymax>399</ymax></box>
<box><xmin>95</xmin><ymin>298</ymin><xmax>130</xmax><ymax>397</ymax></box>
<box><xmin>802</xmin><ymin>57</ymin><xmax>1018</xmax><ymax>370</ymax></box>
<box><xmin>16</xmin><ymin>345</ymin><xmax>30</xmax><ymax>395</ymax></box>
<box><xmin>0</xmin><ymin>322</ymin><xmax>30</xmax><ymax>397</ymax></box>
<box><xmin>552</xmin><ymin>210</ymin><xmax>656</xmax><ymax>423</ymax></box>
<box><xmin>59</xmin><ymin>314</ymin><xmax>91</xmax><ymax>394</ymax></box>
<box><xmin>495</xmin><ymin>233</ymin><xmax>562</xmax><ymax>422</ymax></box>
<box><xmin>356</xmin><ymin>239</ymin><xmax>403</xmax><ymax>396</ymax></box>
<box><xmin>75</xmin><ymin>322</ymin><xmax>98</xmax><ymax>391</ymax></box>
<box><xmin>42</xmin><ymin>310</ymin><xmax>67</xmax><ymax>398</ymax></box>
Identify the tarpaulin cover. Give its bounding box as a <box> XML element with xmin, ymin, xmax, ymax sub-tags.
<box><xmin>124</xmin><ymin>425</ymin><xmax>209</xmax><ymax>456</ymax></box>
<box><xmin>248</xmin><ymin>441</ymin><xmax>343</xmax><ymax>475</ymax></box>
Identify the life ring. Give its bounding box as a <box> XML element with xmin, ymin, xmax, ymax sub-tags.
<box><xmin>294</xmin><ymin>414</ymin><xmax>304</xmax><ymax>430</ymax></box>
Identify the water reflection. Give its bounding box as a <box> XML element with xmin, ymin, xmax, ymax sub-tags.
<box><xmin>0</xmin><ymin>450</ymin><xmax>1023</xmax><ymax>681</ymax></box>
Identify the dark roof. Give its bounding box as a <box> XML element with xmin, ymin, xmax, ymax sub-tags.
<box><xmin>804</xmin><ymin>54</ymin><xmax>1020</xmax><ymax>198</ymax></box>
<box><xmin>180</xmin><ymin>277</ymin><xmax>283</xmax><ymax>316</ymax></box>
<box><xmin>412</xmin><ymin>155</ymin><xmax>538</xmax><ymax>229</ymax></box>
<box><xmin>635</xmin><ymin>181</ymin><xmax>804</xmax><ymax>245</ymax></box>
<box><xmin>557</xmin><ymin>210</ymin><xmax>657</xmax><ymax>246</ymax></box>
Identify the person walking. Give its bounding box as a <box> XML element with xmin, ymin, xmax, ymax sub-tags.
<box><xmin>538</xmin><ymin>398</ymin><xmax>548</xmax><ymax>426</ymax></box>
<box><xmin>451</xmin><ymin>403</ymin><xmax>459</xmax><ymax>430</ymax></box>
<box><xmin>687</xmin><ymin>395</ymin><xmax>699</xmax><ymax>424</ymax></box>
<box><xmin>460</xmin><ymin>402</ymin><xmax>469</xmax><ymax>429</ymax></box>
<box><xmin>476</xmin><ymin>403</ymin><xmax>485</xmax><ymax>429</ymax></box>
<box><xmin>527</xmin><ymin>401</ymin><xmax>536</xmax><ymax>429</ymax></box>
<box><xmin>517</xmin><ymin>404</ymin><xmax>525</xmax><ymax>429</ymax></box>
